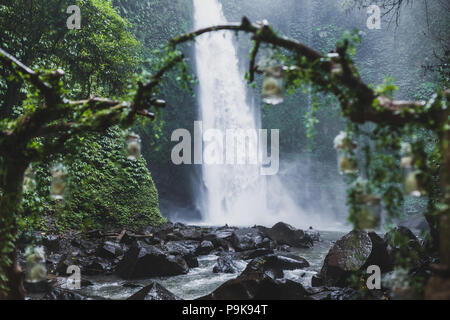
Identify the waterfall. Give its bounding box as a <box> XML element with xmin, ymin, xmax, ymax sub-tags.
<box><xmin>192</xmin><ymin>0</ymin><xmax>324</xmax><ymax>228</ymax></box>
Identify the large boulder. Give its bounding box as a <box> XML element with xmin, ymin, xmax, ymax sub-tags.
<box><xmin>203</xmin><ymin>227</ymin><xmax>236</xmax><ymax>251</ymax></box>
<box><xmin>259</xmin><ymin>222</ymin><xmax>313</xmax><ymax>248</ymax></box>
<box><xmin>213</xmin><ymin>255</ymin><xmax>240</xmax><ymax>274</ymax></box>
<box><xmin>195</xmin><ymin>240</ymin><xmax>214</xmax><ymax>255</ymax></box>
<box><xmin>230</xmin><ymin>228</ymin><xmax>266</xmax><ymax>251</ymax></box>
<box><xmin>319</xmin><ymin>230</ymin><xmax>391</xmax><ymax>287</ymax></box>
<box><xmin>127</xmin><ymin>281</ymin><xmax>182</xmax><ymax>300</ymax></box>
<box><xmin>56</xmin><ymin>254</ymin><xmax>113</xmax><ymax>276</ymax></box>
<box><xmin>116</xmin><ymin>241</ymin><xmax>189</xmax><ymax>279</ymax></box>
<box><xmin>176</xmin><ymin>225</ymin><xmax>204</xmax><ymax>241</ymax></box>
<box><xmin>163</xmin><ymin>240</ymin><xmax>200</xmax><ymax>268</ymax></box>
<box><xmin>236</xmin><ymin>248</ymin><xmax>274</xmax><ymax>260</ymax></box>
<box><xmin>199</xmin><ymin>266</ymin><xmax>308</xmax><ymax>300</ymax></box>
<box><xmin>96</xmin><ymin>241</ymin><xmax>125</xmax><ymax>260</ymax></box>
<box><xmin>384</xmin><ymin>226</ymin><xmax>427</xmax><ymax>270</ymax></box>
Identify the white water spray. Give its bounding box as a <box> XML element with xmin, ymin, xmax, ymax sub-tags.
<box><xmin>193</xmin><ymin>0</ymin><xmax>333</xmax><ymax>229</ymax></box>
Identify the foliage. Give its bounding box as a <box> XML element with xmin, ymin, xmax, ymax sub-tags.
<box><xmin>20</xmin><ymin>127</ymin><xmax>164</xmax><ymax>233</ymax></box>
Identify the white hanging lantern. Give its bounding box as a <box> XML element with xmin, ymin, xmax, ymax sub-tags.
<box><xmin>50</xmin><ymin>163</ymin><xmax>68</xmax><ymax>200</ymax></box>
<box><xmin>334</xmin><ymin>131</ymin><xmax>358</xmax><ymax>174</ymax></box>
<box><xmin>23</xmin><ymin>165</ymin><xmax>37</xmax><ymax>193</ymax></box>
<box><xmin>262</xmin><ymin>65</ymin><xmax>285</xmax><ymax>105</ymax></box>
<box><xmin>126</xmin><ymin>133</ymin><xmax>142</xmax><ymax>160</ymax></box>
<box><xmin>24</xmin><ymin>246</ymin><xmax>47</xmax><ymax>284</ymax></box>
<box><xmin>400</xmin><ymin>142</ymin><xmax>425</xmax><ymax>197</ymax></box>
<box><xmin>258</xmin><ymin>49</ymin><xmax>285</xmax><ymax>105</ymax></box>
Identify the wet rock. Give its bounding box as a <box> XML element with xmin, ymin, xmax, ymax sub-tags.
<box><xmin>237</xmin><ymin>248</ymin><xmax>274</xmax><ymax>260</ymax></box>
<box><xmin>127</xmin><ymin>281</ymin><xmax>182</xmax><ymax>300</ymax></box>
<box><xmin>203</xmin><ymin>227</ymin><xmax>236</xmax><ymax>251</ymax></box>
<box><xmin>178</xmin><ymin>226</ymin><xmax>203</xmax><ymax>241</ymax></box>
<box><xmin>43</xmin><ymin>287</ymin><xmax>102</xmax><ymax>300</ymax></box>
<box><xmin>230</xmin><ymin>228</ymin><xmax>265</xmax><ymax>251</ymax></box>
<box><xmin>307</xmin><ymin>287</ymin><xmax>358</xmax><ymax>300</ymax></box>
<box><xmin>319</xmin><ymin>230</ymin><xmax>391</xmax><ymax>287</ymax></box>
<box><xmin>56</xmin><ymin>255</ymin><xmax>113</xmax><ymax>276</ymax></box>
<box><xmin>163</xmin><ymin>240</ymin><xmax>200</xmax><ymax>268</ymax></box>
<box><xmin>96</xmin><ymin>241</ymin><xmax>125</xmax><ymax>259</ymax></box>
<box><xmin>43</xmin><ymin>234</ymin><xmax>60</xmax><ymax>253</ymax></box>
<box><xmin>329</xmin><ymin>287</ymin><xmax>358</xmax><ymax>300</ymax></box>
<box><xmin>277</xmin><ymin>244</ymin><xmax>291</xmax><ymax>252</ymax></box>
<box><xmin>46</xmin><ymin>253</ymin><xmax>65</xmax><ymax>274</ymax></box>
<box><xmin>199</xmin><ymin>271</ymin><xmax>308</xmax><ymax>300</ymax></box>
<box><xmin>311</xmin><ymin>274</ymin><xmax>323</xmax><ymax>287</ymax></box>
<box><xmin>384</xmin><ymin>226</ymin><xmax>426</xmax><ymax>270</ymax></box>
<box><xmin>259</xmin><ymin>222</ymin><xmax>313</xmax><ymax>248</ymax></box>
<box><xmin>213</xmin><ymin>255</ymin><xmax>240</xmax><ymax>274</ymax></box>
<box><xmin>196</xmin><ymin>240</ymin><xmax>214</xmax><ymax>255</ymax></box>
<box><xmin>122</xmin><ymin>282</ymin><xmax>142</xmax><ymax>289</ymax></box>
<box><xmin>150</xmin><ymin>222</ymin><xmax>175</xmax><ymax>241</ymax></box>
<box><xmin>305</xmin><ymin>227</ymin><xmax>321</xmax><ymax>242</ymax></box>
<box><xmin>116</xmin><ymin>241</ymin><xmax>189</xmax><ymax>279</ymax></box>
<box><xmin>243</xmin><ymin>254</ymin><xmax>309</xmax><ymax>279</ymax></box>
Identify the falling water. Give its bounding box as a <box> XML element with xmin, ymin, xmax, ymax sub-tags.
<box><xmin>193</xmin><ymin>0</ymin><xmax>304</xmax><ymax>227</ymax></box>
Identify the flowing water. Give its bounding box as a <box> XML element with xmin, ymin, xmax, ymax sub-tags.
<box><xmin>79</xmin><ymin>231</ymin><xmax>344</xmax><ymax>300</ymax></box>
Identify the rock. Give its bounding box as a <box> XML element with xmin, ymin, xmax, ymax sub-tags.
<box><xmin>311</xmin><ymin>274</ymin><xmax>323</xmax><ymax>287</ymax></box>
<box><xmin>178</xmin><ymin>226</ymin><xmax>203</xmax><ymax>241</ymax></box>
<box><xmin>307</xmin><ymin>287</ymin><xmax>357</xmax><ymax>300</ymax></box>
<box><xmin>43</xmin><ymin>234</ymin><xmax>60</xmax><ymax>253</ymax></box>
<box><xmin>305</xmin><ymin>227</ymin><xmax>321</xmax><ymax>242</ymax></box>
<box><xmin>122</xmin><ymin>282</ymin><xmax>142</xmax><ymax>289</ymax></box>
<box><xmin>43</xmin><ymin>287</ymin><xmax>102</xmax><ymax>300</ymax></box>
<box><xmin>56</xmin><ymin>255</ymin><xmax>113</xmax><ymax>276</ymax></box>
<box><xmin>319</xmin><ymin>230</ymin><xmax>391</xmax><ymax>287</ymax></box>
<box><xmin>203</xmin><ymin>227</ymin><xmax>236</xmax><ymax>250</ymax></box>
<box><xmin>259</xmin><ymin>222</ymin><xmax>313</xmax><ymax>248</ymax></box>
<box><xmin>243</xmin><ymin>254</ymin><xmax>309</xmax><ymax>279</ymax></box>
<box><xmin>96</xmin><ymin>241</ymin><xmax>125</xmax><ymax>259</ymax></box>
<box><xmin>127</xmin><ymin>281</ymin><xmax>182</xmax><ymax>300</ymax></box>
<box><xmin>384</xmin><ymin>226</ymin><xmax>426</xmax><ymax>270</ymax></box>
<box><xmin>213</xmin><ymin>255</ymin><xmax>240</xmax><ymax>274</ymax></box>
<box><xmin>199</xmin><ymin>271</ymin><xmax>308</xmax><ymax>300</ymax></box>
<box><xmin>237</xmin><ymin>248</ymin><xmax>274</xmax><ymax>260</ymax></box>
<box><xmin>277</xmin><ymin>244</ymin><xmax>291</xmax><ymax>252</ymax></box>
<box><xmin>196</xmin><ymin>240</ymin><xmax>214</xmax><ymax>255</ymax></box>
<box><xmin>46</xmin><ymin>253</ymin><xmax>65</xmax><ymax>274</ymax></box>
<box><xmin>163</xmin><ymin>240</ymin><xmax>200</xmax><ymax>268</ymax></box>
<box><xmin>116</xmin><ymin>241</ymin><xmax>189</xmax><ymax>279</ymax></box>
<box><xmin>149</xmin><ymin>222</ymin><xmax>175</xmax><ymax>241</ymax></box>
<box><xmin>230</xmin><ymin>228</ymin><xmax>265</xmax><ymax>251</ymax></box>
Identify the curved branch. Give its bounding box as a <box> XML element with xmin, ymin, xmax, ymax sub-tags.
<box><xmin>169</xmin><ymin>16</ymin><xmax>444</xmax><ymax>129</ymax></box>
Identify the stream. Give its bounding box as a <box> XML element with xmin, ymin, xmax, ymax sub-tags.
<box><xmin>79</xmin><ymin>230</ymin><xmax>344</xmax><ymax>300</ymax></box>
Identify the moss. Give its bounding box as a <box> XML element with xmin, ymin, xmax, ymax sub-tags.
<box><xmin>20</xmin><ymin>126</ymin><xmax>165</xmax><ymax>233</ymax></box>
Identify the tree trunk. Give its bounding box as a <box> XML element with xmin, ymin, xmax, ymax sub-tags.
<box><xmin>0</xmin><ymin>159</ymin><xmax>28</xmax><ymax>299</ymax></box>
<box><xmin>0</xmin><ymin>79</ymin><xmax>23</xmax><ymax>118</ymax></box>
<box><xmin>440</xmin><ymin>126</ymin><xmax>450</xmax><ymax>267</ymax></box>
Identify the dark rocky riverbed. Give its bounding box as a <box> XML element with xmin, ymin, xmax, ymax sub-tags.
<box><xmin>18</xmin><ymin>221</ymin><xmax>434</xmax><ymax>300</ymax></box>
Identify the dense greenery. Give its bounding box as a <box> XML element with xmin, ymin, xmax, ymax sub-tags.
<box><xmin>0</xmin><ymin>0</ymin><xmax>165</xmax><ymax>235</ymax></box>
